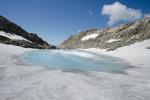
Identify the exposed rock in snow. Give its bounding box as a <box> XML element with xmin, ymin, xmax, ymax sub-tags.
<box><xmin>81</xmin><ymin>33</ymin><xmax>99</xmax><ymax>41</ymax></box>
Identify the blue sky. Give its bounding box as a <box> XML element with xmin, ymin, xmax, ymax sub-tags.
<box><xmin>0</xmin><ymin>0</ymin><xmax>150</xmax><ymax>45</ymax></box>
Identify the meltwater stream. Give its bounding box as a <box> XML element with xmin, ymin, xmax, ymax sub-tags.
<box><xmin>22</xmin><ymin>50</ymin><xmax>131</xmax><ymax>74</ymax></box>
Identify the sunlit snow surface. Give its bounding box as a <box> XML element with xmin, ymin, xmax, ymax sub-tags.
<box><xmin>22</xmin><ymin>50</ymin><xmax>131</xmax><ymax>74</ymax></box>
<box><xmin>1</xmin><ymin>40</ymin><xmax>150</xmax><ymax>100</ymax></box>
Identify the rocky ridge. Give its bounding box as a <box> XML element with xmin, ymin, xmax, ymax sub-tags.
<box><xmin>61</xmin><ymin>18</ymin><xmax>150</xmax><ymax>50</ymax></box>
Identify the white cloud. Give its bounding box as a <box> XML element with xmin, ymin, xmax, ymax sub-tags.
<box><xmin>88</xmin><ymin>9</ymin><xmax>94</xmax><ymax>15</ymax></box>
<box><xmin>144</xmin><ymin>13</ymin><xmax>150</xmax><ymax>18</ymax></box>
<box><xmin>101</xmin><ymin>2</ymin><xmax>142</xmax><ymax>25</ymax></box>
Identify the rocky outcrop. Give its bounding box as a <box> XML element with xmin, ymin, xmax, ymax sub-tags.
<box><xmin>61</xmin><ymin>18</ymin><xmax>150</xmax><ymax>50</ymax></box>
<box><xmin>0</xmin><ymin>15</ymin><xmax>56</xmax><ymax>49</ymax></box>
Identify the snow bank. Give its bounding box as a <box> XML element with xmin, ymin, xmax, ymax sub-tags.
<box><xmin>83</xmin><ymin>39</ymin><xmax>150</xmax><ymax>68</ymax></box>
<box><xmin>0</xmin><ymin>43</ymin><xmax>32</xmax><ymax>65</ymax></box>
<box><xmin>81</xmin><ymin>33</ymin><xmax>99</xmax><ymax>41</ymax></box>
<box><xmin>106</xmin><ymin>39</ymin><xmax>120</xmax><ymax>43</ymax></box>
<box><xmin>0</xmin><ymin>31</ymin><xmax>30</xmax><ymax>41</ymax></box>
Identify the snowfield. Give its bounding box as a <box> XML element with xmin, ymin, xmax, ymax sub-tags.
<box><xmin>81</xmin><ymin>33</ymin><xmax>99</xmax><ymax>41</ymax></box>
<box><xmin>0</xmin><ymin>39</ymin><xmax>150</xmax><ymax>100</ymax></box>
<box><xmin>0</xmin><ymin>31</ymin><xmax>30</xmax><ymax>41</ymax></box>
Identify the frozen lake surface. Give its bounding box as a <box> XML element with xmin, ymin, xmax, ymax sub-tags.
<box><xmin>22</xmin><ymin>50</ymin><xmax>131</xmax><ymax>74</ymax></box>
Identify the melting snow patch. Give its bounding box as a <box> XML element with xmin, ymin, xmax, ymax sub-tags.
<box><xmin>81</xmin><ymin>33</ymin><xmax>99</xmax><ymax>41</ymax></box>
<box><xmin>106</xmin><ymin>39</ymin><xmax>120</xmax><ymax>43</ymax></box>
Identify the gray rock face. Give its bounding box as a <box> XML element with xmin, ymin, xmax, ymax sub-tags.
<box><xmin>0</xmin><ymin>15</ymin><xmax>56</xmax><ymax>49</ymax></box>
<box><xmin>61</xmin><ymin>18</ymin><xmax>150</xmax><ymax>50</ymax></box>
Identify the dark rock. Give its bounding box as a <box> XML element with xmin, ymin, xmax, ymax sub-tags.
<box><xmin>146</xmin><ymin>46</ymin><xmax>150</xmax><ymax>49</ymax></box>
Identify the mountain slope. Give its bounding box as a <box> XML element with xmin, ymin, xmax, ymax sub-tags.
<box><xmin>0</xmin><ymin>15</ymin><xmax>55</xmax><ymax>49</ymax></box>
<box><xmin>61</xmin><ymin>18</ymin><xmax>150</xmax><ymax>50</ymax></box>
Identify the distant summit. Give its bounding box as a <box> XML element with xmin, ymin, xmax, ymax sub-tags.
<box><xmin>61</xmin><ymin>18</ymin><xmax>150</xmax><ymax>50</ymax></box>
<box><xmin>0</xmin><ymin>15</ymin><xmax>55</xmax><ymax>49</ymax></box>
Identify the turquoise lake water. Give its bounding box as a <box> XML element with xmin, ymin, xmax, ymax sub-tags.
<box><xmin>22</xmin><ymin>50</ymin><xmax>131</xmax><ymax>74</ymax></box>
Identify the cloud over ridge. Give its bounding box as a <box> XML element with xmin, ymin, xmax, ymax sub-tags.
<box><xmin>101</xmin><ymin>2</ymin><xmax>142</xmax><ymax>25</ymax></box>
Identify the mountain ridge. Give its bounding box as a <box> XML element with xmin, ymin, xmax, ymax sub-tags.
<box><xmin>0</xmin><ymin>15</ymin><xmax>56</xmax><ymax>49</ymax></box>
<box><xmin>60</xmin><ymin>18</ymin><xmax>150</xmax><ymax>50</ymax></box>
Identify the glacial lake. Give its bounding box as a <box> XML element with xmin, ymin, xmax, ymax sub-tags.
<box><xmin>21</xmin><ymin>50</ymin><xmax>131</xmax><ymax>74</ymax></box>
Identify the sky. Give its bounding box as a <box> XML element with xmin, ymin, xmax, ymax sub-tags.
<box><xmin>0</xmin><ymin>0</ymin><xmax>150</xmax><ymax>45</ymax></box>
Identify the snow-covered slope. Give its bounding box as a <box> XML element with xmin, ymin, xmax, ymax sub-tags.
<box><xmin>0</xmin><ymin>31</ymin><xmax>30</xmax><ymax>41</ymax></box>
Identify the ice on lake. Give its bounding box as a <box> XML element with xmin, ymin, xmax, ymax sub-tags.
<box><xmin>22</xmin><ymin>50</ymin><xmax>132</xmax><ymax>74</ymax></box>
